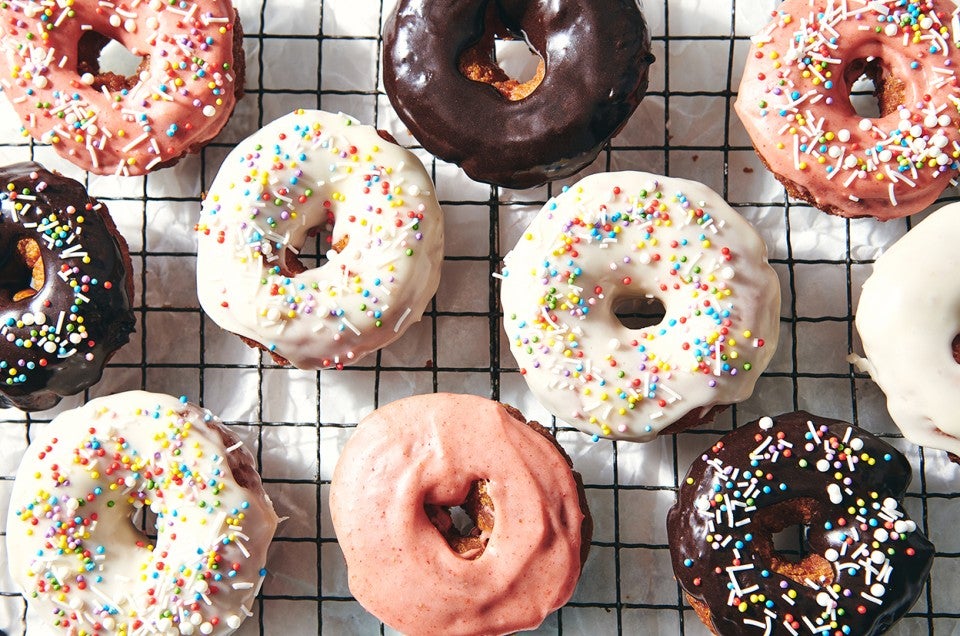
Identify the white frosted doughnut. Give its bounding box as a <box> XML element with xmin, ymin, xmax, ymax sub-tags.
<box><xmin>855</xmin><ymin>202</ymin><xmax>960</xmax><ymax>456</ymax></box>
<box><xmin>500</xmin><ymin>172</ymin><xmax>781</xmax><ymax>441</ymax></box>
<box><xmin>196</xmin><ymin>110</ymin><xmax>444</xmax><ymax>369</ymax></box>
<box><xmin>6</xmin><ymin>391</ymin><xmax>279</xmax><ymax>635</ymax></box>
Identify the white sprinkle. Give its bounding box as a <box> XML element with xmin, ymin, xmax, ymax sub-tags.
<box><xmin>393</xmin><ymin>307</ymin><xmax>413</xmax><ymax>333</ymax></box>
<box><xmin>827</xmin><ymin>483</ymin><xmax>843</xmax><ymax>504</ymax></box>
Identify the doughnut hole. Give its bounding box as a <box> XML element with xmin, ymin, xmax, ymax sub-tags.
<box><xmin>952</xmin><ymin>334</ymin><xmax>960</xmax><ymax>364</ymax></box>
<box><xmin>613</xmin><ymin>296</ymin><xmax>666</xmax><ymax>331</ymax></box>
<box><xmin>76</xmin><ymin>31</ymin><xmax>149</xmax><ymax>92</ymax></box>
<box><xmin>751</xmin><ymin>498</ymin><xmax>833</xmax><ymax>587</ymax></box>
<box><xmin>273</xmin><ymin>210</ymin><xmax>348</xmax><ymax>276</ymax></box>
<box><xmin>424</xmin><ymin>479</ymin><xmax>494</xmax><ymax>560</ymax></box>
<box><xmin>458</xmin><ymin>2</ymin><xmax>544</xmax><ymax>101</ymax></box>
<box><xmin>844</xmin><ymin>57</ymin><xmax>905</xmax><ymax>120</ymax></box>
<box><xmin>0</xmin><ymin>238</ymin><xmax>44</xmax><ymax>303</ymax></box>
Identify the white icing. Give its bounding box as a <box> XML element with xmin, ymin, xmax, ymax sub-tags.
<box><xmin>500</xmin><ymin>172</ymin><xmax>781</xmax><ymax>441</ymax></box>
<box><xmin>196</xmin><ymin>110</ymin><xmax>444</xmax><ymax>369</ymax></box>
<box><xmin>5</xmin><ymin>391</ymin><xmax>279</xmax><ymax>635</ymax></box>
<box><xmin>855</xmin><ymin>202</ymin><xmax>960</xmax><ymax>455</ymax></box>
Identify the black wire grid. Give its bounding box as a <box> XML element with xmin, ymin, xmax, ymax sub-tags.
<box><xmin>0</xmin><ymin>0</ymin><xmax>958</xmax><ymax>634</ymax></box>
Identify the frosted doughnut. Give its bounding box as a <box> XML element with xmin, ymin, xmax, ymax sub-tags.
<box><xmin>196</xmin><ymin>110</ymin><xmax>444</xmax><ymax>370</ymax></box>
<box><xmin>6</xmin><ymin>391</ymin><xmax>279</xmax><ymax>635</ymax></box>
<box><xmin>500</xmin><ymin>172</ymin><xmax>781</xmax><ymax>442</ymax></box>
<box><xmin>855</xmin><ymin>201</ymin><xmax>960</xmax><ymax>455</ymax></box>
<box><xmin>737</xmin><ymin>0</ymin><xmax>960</xmax><ymax>219</ymax></box>
<box><xmin>668</xmin><ymin>411</ymin><xmax>934</xmax><ymax>636</ymax></box>
<box><xmin>330</xmin><ymin>393</ymin><xmax>589</xmax><ymax>636</ymax></box>
<box><xmin>0</xmin><ymin>0</ymin><xmax>244</xmax><ymax>176</ymax></box>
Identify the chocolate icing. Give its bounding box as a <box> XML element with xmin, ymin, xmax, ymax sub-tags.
<box><xmin>382</xmin><ymin>0</ymin><xmax>654</xmax><ymax>189</ymax></box>
<box><xmin>0</xmin><ymin>163</ymin><xmax>135</xmax><ymax>410</ymax></box>
<box><xmin>667</xmin><ymin>411</ymin><xmax>934</xmax><ymax>636</ymax></box>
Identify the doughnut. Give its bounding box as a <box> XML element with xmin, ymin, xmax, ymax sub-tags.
<box><xmin>0</xmin><ymin>162</ymin><xmax>135</xmax><ymax>411</ymax></box>
<box><xmin>736</xmin><ymin>0</ymin><xmax>960</xmax><ymax>220</ymax></box>
<box><xmin>854</xmin><ymin>201</ymin><xmax>960</xmax><ymax>456</ymax></box>
<box><xmin>0</xmin><ymin>0</ymin><xmax>244</xmax><ymax>176</ymax></box>
<box><xmin>6</xmin><ymin>391</ymin><xmax>279</xmax><ymax>635</ymax></box>
<box><xmin>195</xmin><ymin>109</ymin><xmax>444</xmax><ymax>370</ymax></box>
<box><xmin>329</xmin><ymin>393</ymin><xmax>591</xmax><ymax>636</ymax></box>
<box><xmin>500</xmin><ymin>172</ymin><xmax>781</xmax><ymax>442</ymax></box>
<box><xmin>667</xmin><ymin>411</ymin><xmax>934</xmax><ymax>636</ymax></box>
<box><xmin>382</xmin><ymin>0</ymin><xmax>654</xmax><ymax>189</ymax></box>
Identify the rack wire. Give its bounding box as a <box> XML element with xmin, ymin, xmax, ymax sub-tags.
<box><xmin>0</xmin><ymin>0</ymin><xmax>958</xmax><ymax>634</ymax></box>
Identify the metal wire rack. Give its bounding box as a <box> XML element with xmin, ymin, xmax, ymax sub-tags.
<box><xmin>0</xmin><ymin>0</ymin><xmax>958</xmax><ymax>634</ymax></box>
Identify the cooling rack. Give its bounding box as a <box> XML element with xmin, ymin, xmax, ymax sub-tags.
<box><xmin>0</xmin><ymin>0</ymin><xmax>958</xmax><ymax>634</ymax></box>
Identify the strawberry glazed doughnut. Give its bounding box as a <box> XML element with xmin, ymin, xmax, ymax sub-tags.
<box><xmin>0</xmin><ymin>0</ymin><xmax>244</xmax><ymax>176</ymax></box>
<box><xmin>6</xmin><ymin>391</ymin><xmax>279</xmax><ymax>635</ymax></box>
<box><xmin>737</xmin><ymin>0</ymin><xmax>960</xmax><ymax>219</ymax></box>
<box><xmin>500</xmin><ymin>172</ymin><xmax>781</xmax><ymax>442</ymax></box>
<box><xmin>330</xmin><ymin>393</ymin><xmax>591</xmax><ymax>636</ymax></box>
<box><xmin>196</xmin><ymin>110</ymin><xmax>444</xmax><ymax>370</ymax></box>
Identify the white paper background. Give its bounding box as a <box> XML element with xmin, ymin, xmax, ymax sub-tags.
<box><xmin>0</xmin><ymin>0</ymin><xmax>958</xmax><ymax>634</ymax></box>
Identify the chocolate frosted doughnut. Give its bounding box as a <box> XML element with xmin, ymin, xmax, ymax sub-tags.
<box><xmin>0</xmin><ymin>163</ymin><xmax>135</xmax><ymax>410</ymax></box>
<box><xmin>383</xmin><ymin>0</ymin><xmax>654</xmax><ymax>189</ymax></box>
<box><xmin>667</xmin><ymin>412</ymin><xmax>934</xmax><ymax>636</ymax></box>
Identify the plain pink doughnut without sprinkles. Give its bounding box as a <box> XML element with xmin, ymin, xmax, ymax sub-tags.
<box><xmin>330</xmin><ymin>393</ymin><xmax>587</xmax><ymax>636</ymax></box>
<box><xmin>0</xmin><ymin>0</ymin><xmax>242</xmax><ymax>176</ymax></box>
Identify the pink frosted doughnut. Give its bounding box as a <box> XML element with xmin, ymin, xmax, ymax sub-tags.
<box><xmin>0</xmin><ymin>0</ymin><xmax>244</xmax><ymax>175</ymax></box>
<box><xmin>330</xmin><ymin>393</ymin><xmax>590</xmax><ymax>636</ymax></box>
<box><xmin>737</xmin><ymin>0</ymin><xmax>960</xmax><ymax>219</ymax></box>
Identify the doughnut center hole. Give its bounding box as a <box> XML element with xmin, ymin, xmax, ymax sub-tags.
<box><xmin>952</xmin><ymin>334</ymin><xmax>960</xmax><ymax>364</ymax></box>
<box><xmin>755</xmin><ymin>499</ymin><xmax>834</xmax><ymax>588</ymax></box>
<box><xmin>495</xmin><ymin>40</ymin><xmax>543</xmax><ymax>84</ymax></box>
<box><xmin>424</xmin><ymin>479</ymin><xmax>494</xmax><ymax>560</ymax></box>
<box><xmin>76</xmin><ymin>32</ymin><xmax>147</xmax><ymax>91</ymax></box>
<box><xmin>614</xmin><ymin>296</ymin><xmax>666</xmax><ymax>330</ymax></box>
<box><xmin>771</xmin><ymin>523</ymin><xmax>812</xmax><ymax>562</ymax></box>
<box><xmin>458</xmin><ymin>5</ymin><xmax>544</xmax><ymax>101</ymax></box>
<box><xmin>845</xmin><ymin>57</ymin><xmax>904</xmax><ymax>119</ymax></box>
<box><xmin>275</xmin><ymin>212</ymin><xmax>347</xmax><ymax>275</ymax></box>
<box><xmin>0</xmin><ymin>238</ymin><xmax>44</xmax><ymax>303</ymax></box>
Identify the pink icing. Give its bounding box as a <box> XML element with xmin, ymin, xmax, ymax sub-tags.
<box><xmin>0</xmin><ymin>0</ymin><xmax>240</xmax><ymax>175</ymax></box>
<box><xmin>329</xmin><ymin>393</ymin><xmax>586</xmax><ymax>636</ymax></box>
<box><xmin>736</xmin><ymin>0</ymin><xmax>960</xmax><ymax>219</ymax></box>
